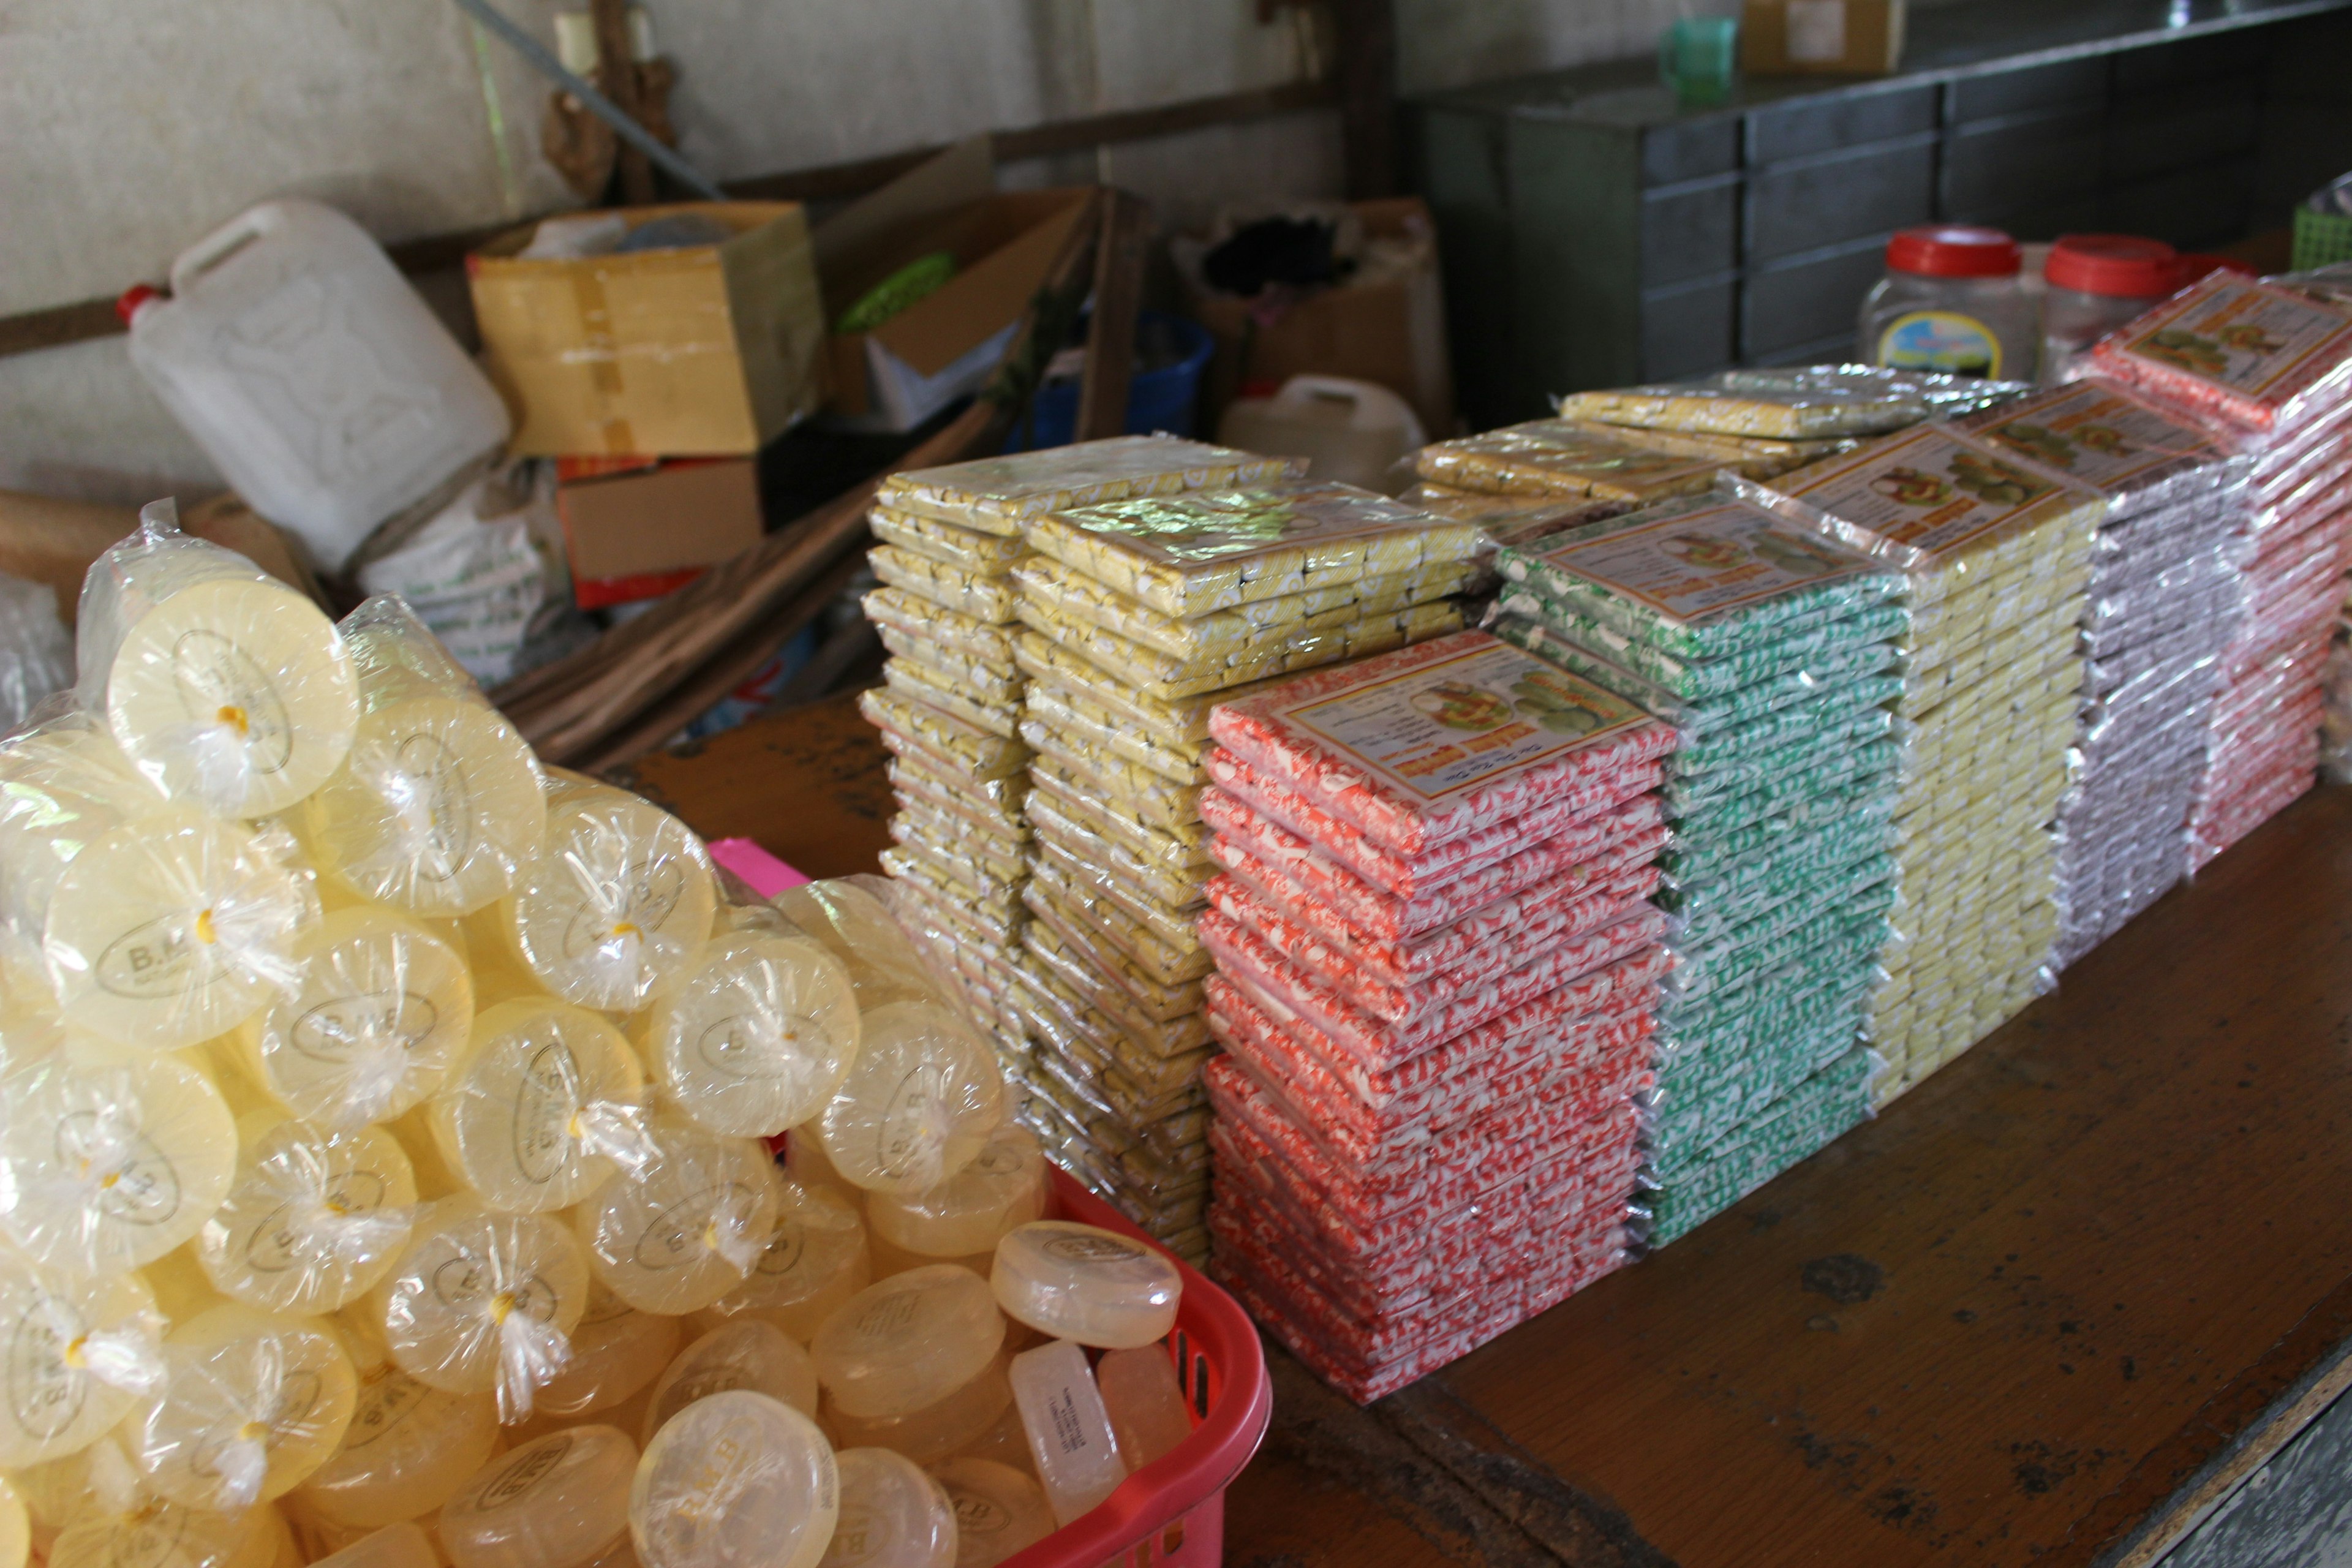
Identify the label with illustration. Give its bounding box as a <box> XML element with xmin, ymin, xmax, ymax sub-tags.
<box><xmin>2116</xmin><ymin>277</ymin><xmax>2352</xmax><ymax>396</ymax></box>
<box><xmin>1282</xmin><ymin>641</ymin><xmax>1649</xmax><ymax>801</ymax></box>
<box><xmin>1964</xmin><ymin>383</ymin><xmax>2226</xmax><ymax>491</ymax></box>
<box><xmin>1876</xmin><ymin>311</ymin><xmax>2006</xmax><ymax>378</ymax></box>
<box><xmin>1531</xmin><ymin>500</ymin><xmax>1876</xmax><ymax>622</ymax></box>
<box><xmin>1784</xmin><ymin>426</ymin><xmax>2097</xmax><ymax>564</ymax></box>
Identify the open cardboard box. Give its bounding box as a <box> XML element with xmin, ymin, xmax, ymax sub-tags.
<box><xmin>554</xmin><ymin>455</ymin><xmax>763</xmax><ymax>609</ymax></box>
<box><xmin>469</xmin><ymin>202</ymin><xmax>827</xmax><ymax>458</ymax></box>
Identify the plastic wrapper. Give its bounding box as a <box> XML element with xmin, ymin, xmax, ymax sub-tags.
<box><xmin>77</xmin><ymin>500</ymin><xmax>360</xmax><ymax>818</ymax></box>
<box><xmin>883</xmin><ymin>657</ymin><xmax>1021</xmax><ymax>740</ymax></box>
<box><xmin>1645</xmin><ymin>1048</ymin><xmax>1873</xmax><ymax>1245</ymax></box>
<box><xmin>1206</xmin><ymin>630</ymin><xmax>1673</xmax><ymax>859</ymax></box>
<box><xmin>1023</xmin><ymin>480</ymin><xmax>1485</xmax><ymax>620</ymax></box>
<box><xmin>1012</xmin><ymin>631</ymin><xmax>1287</xmax><ymax>742</ymax></box>
<box><xmin>439</xmin><ymin>1426</ymin><xmax>636</xmax><ymax>1568</ymax></box>
<box><xmin>859</xmin><ymin>687</ymin><xmax>1030</xmax><ymax>782</ymax></box>
<box><xmin>290</xmin><ymin>1369</ymin><xmax>499</xmax><ymax>1530</ymax></box>
<box><xmin>195</xmin><ymin>1112</ymin><xmax>417</xmax><ymax>1315</ymax></box>
<box><xmin>868</xmin><ymin>505</ymin><xmax>1032</xmax><ymax>573</ymax></box>
<box><xmin>1020</xmin><ymin>914</ymin><xmax>1203</xmax><ymax>1025</ymax></box>
<box><xmin>377</xmin><ymin>1196</ymin><xmax>589</xmax><ymax>1423</ymax></box>
<box><xmin>2087</xmin><ymin>272</ymin><xmax>2352</xmax><ymax>435</ymax></box>
<box><xmin>1023</xmin><ymin>865</ymin><xmax>1211</xmax><ymax>989</ymax></box>
<box><xmin>891</xmin><ymin>804</ymin><xmax>1025</xmax><ymax>877</ymax></box>
<box><xmin>1028</xmin><ymin>813</ymin><xmax>1208</xmax><ymax>913</ymax></box>
<box><xmin>575</xmin><ymin>1118</ymin><xmax>780</xmax><ymax>1314</ymax></box>
<box><xmin>1020</xmin><ymin>589</ymin><xmax>1464</xmax><ymax>700</ymax></box>
<box><xmin>869</xmin><ymin>547</ymin><xmax>1021</xmax><ymax>624</ymax></box>
<box><xmin>50</xmin><ymin>1496</ymin><xmax>290</xmax><ymax>1568</ymax></box>
<box><xmin>127</xmin><ymin>1302</ymin><xmax>358</xmax><ymax>1510</ymax></box>
<box><xmin>1398</xmin><ymin>486</ymin><xmax>1638</xmax><ymax>551</ymax></box>
<box><xmin>632</xmin><ymin>1390</ymin><xmax>839</xmax><ymax>1568</ymax></box>
<box><xmin>429</xmin><ymin>997</ymin><xmax>652</xmax><ymax>1213</ymax></box>
<box><xmin>881</xmin><ymin>435</ymin><xmax>1300</xmax><ymax>537</ymax></box>
<box><xmin>1540</xmin><ymin>422</ymin><xmax>1855</xmax><ymax>479</ymax></box>
<box><xmin>861</xmin><ymin>587</ymin><xmax>1021</xmax><ymax>670</ymax></box>
<box><xmin>1494</xmin><ymin>584</ymin><xmax>1904</xmax><ymax>699</ymax></box>
<box><xmin>1953</xmin><ymin>379</ymin><xmax>2248</xmax><ymax>519</ymax></box>
<box><xmin>815</xmin><ymin>997</ymin><xmax>1003</xmax><ymax>1194</ymax></box>
<box><xmin>1556</xmin><ymin>375</ymin><xmax>1934</xmax><ymax>439</ymax></box>
<box><xmin>0</xmin><ymin>572</ymin><xmax>77</xmax><ymax>734</ymax></box>
<box><xmin>1409</xmin><ymin>420</ymin><xmax>1738</xmax><ymax>502</ymax></box>
<box><xmin>0</xmin><ymin>1251</ymin><xmax>162</xmax><ymax>1466</ymax></box>
<box><xmin>875</xmin><ymin>632</ymin><xmax>1027</xmax><ymax>704</ymax></box>
<box><xmin>1020</xmin><ymin>929</ymin><xmax>1216</xmax><ymax>1055</ymax></box>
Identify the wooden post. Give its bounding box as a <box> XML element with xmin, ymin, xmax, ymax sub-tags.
<box><xmin>591</xmin><ymin>0</ymin><xmax>655</xmax><ymax>205</ymax></box>
<box><xmin>1331</xmin><ymin>0</ymin><xmax>1398</xmax><ymax>198</ymax></box>
<box><xmin>1074</xmin><ymin>190</ymin><xmax>1150</xmax><ymax>442</ymax></box>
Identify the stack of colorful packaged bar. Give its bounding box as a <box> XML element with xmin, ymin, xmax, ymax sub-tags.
<box><xmin>2086</xmin><ymin>271</ymin><xmax>2352</xmax><ymax>868</ymax></box>
<box><xmin>858</xmin><ymin>435</ymin><xmax>1295</xmax><ymax>1074</ymax></box>
<box><xmin>1953</xmin><ymin>382</ymin><xmax>2251</xmax><ymax>963</ymax></box>
<box><xmin>1485</xmin><ymin>493</ymin><xmax>1907</xmax><ymax>1244</ymax></box>
<box><xmin>1005</xmin><ymin>480</ymin><xmax>1477</xmax><ymax>1262</ymax></box>
<box><xmin>1194</xmin><ymin>630</ymin><xmax>1678</xmax><ymax>1398</ymax></box>
<box><xmin>1755</xmin><ymin>428</ymin><xmax>2105</xmax><ymax>1102</ymax></box>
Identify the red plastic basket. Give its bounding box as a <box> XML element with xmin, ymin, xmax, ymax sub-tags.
<box><xmin>1001</xmin><ymin>1169</ymin><xmax>1272</xmax><ymax>1568</ymax></box>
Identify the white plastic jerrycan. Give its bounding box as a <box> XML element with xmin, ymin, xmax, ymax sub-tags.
<box><xmin>1216</xmin><ymin>374</ymin><xmax>1428</xmax><ymax>491</ymax></box>
<box><xmin>121</xmin><ymin>200</ymin><xmax>511</xmax><ymax>574</ymax></box>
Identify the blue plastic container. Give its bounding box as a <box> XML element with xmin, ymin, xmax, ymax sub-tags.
<box><xmin>1006</xmin><ymin>311</ymin><xmax>1214</xmax><ymax>453</ymax></box>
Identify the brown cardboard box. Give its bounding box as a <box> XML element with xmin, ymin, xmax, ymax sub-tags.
<box><xmin>469</xmin><ymin>202</ymin><xmax>826</xmax><ymax>458</ymax></box>
<box><xmin>1185</xmin><ymin>197</ymin><xmax>1457</xmax><ymax>440</ymax></box>
<box><xmin>555</xmin><ymin>456</ymin><xmax>761</xmax><ymax>609</ymax></box>
<box><xmin>1740</xmin><ymin>0</ymin><xmax>1906</xmax><ymax>75</ymax></box>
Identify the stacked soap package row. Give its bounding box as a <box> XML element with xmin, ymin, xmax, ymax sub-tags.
<box><xmin>857</xmin><ymin>435</ymin><xmax>1298</xmax><ymax>1080</ymax></box>
<box><xmin>2084</xmin><ymin>271</ymin><xmax>2352</xmax><ymax>869</ymax></box>
<box><xmin>1756</xmin><ymin>428</ymin><xmax>2106</xmax><ymax>1102</ymax></box>
<box><xmin>1004</xmin><ymin>483</ymin><xmax>1483</xmax><ymax>1264</ymax></box>
<box><xmin>1193</xmin><ymin>630</ymin><xmax>1678</xmax><ymax>1400</ymax></box>
<box><xmin>1482</xmin><ymin>495</ymin><xmax>1907</xmax><ymax>1245</ymax></box>
<box><xmin>1948</xmin><ymin>382</ymin><xmax>2253</xmax><ymax>963</ymax></box>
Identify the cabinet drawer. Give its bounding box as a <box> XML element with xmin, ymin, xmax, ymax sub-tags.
<box><xmin>1642</xmin><ymin>177</ymin><xmax>1740</xmax><ymax>287</ymax></box>
<box><xmin>1743</xmin><ymin>240</ymin><xmax>1886</xmax><ymax>359</ymax></box>
<box><xmin>1747</xmin><ymin>84</ymin><xmax>1939</xmax><ymax>164</ymax></box>
<box><xmin>1746</xmin><ymin>137</ymin><xmax>1936</xmax><ymax>262</ymax></box>
<box><xmin>1641</xmin><ymin>277</ymin><xmax>1737</xmax><ymax>380</ymax></box>
<box><xmin>1642</xmin><ymin>118</ymin><xmax>1741</xmax><ymax>186</ymax></box>
<box><xmin>1942</xmin><ymin>108</ymin><xmax>2104</xmax><ymax>218</ymax></box>
<box><xmin>1947</xmin><ymin>58</ymin><xmax>2108</xmax><ymax>124</ymax></box>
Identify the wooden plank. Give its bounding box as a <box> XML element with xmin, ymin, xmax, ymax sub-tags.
<box><xmin>592</xmin><ymin>0</ymin><xmax>655</xmax><ymax>205</ymax></box>
<box><xmin>1074</xmin><ymin>190</ymin><xmax>1149</xmax><ymax>442</ymax></box>
<box><xmin>1332</xmin><ymin>0</ymin><xmax>1400</xmax><ymax>198</ymax></box>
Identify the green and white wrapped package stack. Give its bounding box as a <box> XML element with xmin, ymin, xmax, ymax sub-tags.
<box><xmin>858</xmin><ymin>435</ymin><xmax>1300</xmax><ymax>1080</ymax></box>
<box><xmin>1750</xmin><ymin>426</ymin><xmax>2107</xmax><ymax>1105</ymax></box>
<box><xmin>1490</xmin><ymin>491</ymin><xmax>1907</xmax><ymax>1246</ymax></box>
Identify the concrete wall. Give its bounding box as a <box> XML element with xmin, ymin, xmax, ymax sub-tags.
<box><xmin>0</xmin><ymin>0</ymin><xmax>1681</xmax><ymax>509</ymax></box>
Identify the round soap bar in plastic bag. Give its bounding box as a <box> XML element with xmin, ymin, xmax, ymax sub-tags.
<box><xmin>0</xmin><ymin>716</ymin><xmax>170</xmax><ymax>976</ymax></box>
<box><xmin>640</xmin><ymin>1318</ymin><xmax>819</xmax><ymax>1444</ymax></box>
<box><xmin>236</xmin><ymin>906</ymin><xmax>474</xmax><ymax>1130</ymax></box>
<box><xmin>695</xmin><ymin>1177</ymin><xmax>871</xmax><ymax>1343</ymax></box>
<box><xmin>49</xmin><ymin>1498</ymin><xmax>290</xmax><ymax>1568</ymax></box>
<box><xmin>815</xmin><ymin>1002</ymin><xmax>1003</xmax><ymax>1196</ymax></box>
<box><xmin>640</xmin><ymin>933</ymin><xmax>861</xmax><ymax>1138</ymax></box>
<box><xmin>926</xmin><ymin>1458</ymin><xmax>1052</xmax><ymax>1568</ymax></box>
<box><xmin>532</xmin><ymin>1280</ymin><xmax>679</xmax><ymax>1420</ymax></box>
<box><xmin>289</xmin><ymin>1366</ymin><xmax>499</xmax><ymax>1529</ymax></box>
<box><xmin>630</xmin><ymin>1390</ymin><xmax>839</xmax><ymax>1568</ymax></box>
<box><xmin>0</xmin><ymin>1251</ymin><xmax>162</xmax><ymax>1466</ymax></box>
<box><xmin>990</xmin><ymin>1223</ymin><xmax>1180</xmax><ymax>1349</ymax></box>
<box><xmin>91</xmin><ymin>552</ymin><xmax>359</xmax><ymax>818</ymax></box>
<box><xmin>195</xmin><ymin>1112</ymin><xmax>418</xmax><ymax>1316</ymax></box>
<box><xmin>440</xmin><ymin>1426</ymin><xmax>637</xmax><ymax>1568</ymax></box>
<box><xmin>868</xmin><ymin>1126</ymin><xmax>1045</xmax><ymax>1262</ymax></box>
<box><xmin>42</xmin><ymin>807</ymin><xmax>313</xmax><ymax>1050</ymax></box>
<box><xmin>0</xmin><ymin>1037</ymin><xmax>236</xmax><ymax>1275</ymax></box>
<box><xmin>430</xmin><ymin>998</ymin><xmax>648</xmax><ymax>1215</ymax></box>
<box><xmin>575</xmin><ymin>1119</ymin><xmax>781</xmax><ymax>1316</ymax></box>
<box><xmin>123</xmin><ymin>1302</ymin><xmax>359</xmax><ymax>1511</ymax></box>
<box><xmin>490</xmin><ymin>783</ymin><xmax>715</xmax><ymax>1012</ymax></box>
<box><xmin>304</xmin><ymin>694</ymin><xmax>546</xmax><ymax>918</ymax></box>
<box><xmin>374</xmin><ymin>1197</ymin><xmax>589</xmax><ymax>1423</ymax></box>
<box><xmin>820</xmin><ymin>1447</ymin><xmax>956</xmax><ymax>1568</ymax></box>
<box><xmin>811</xmin><ymin>1265</ymin><xmax>1006</xmax><ymax>1421</ymax></box>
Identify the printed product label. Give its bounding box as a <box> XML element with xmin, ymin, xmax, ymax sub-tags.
<box><xmin>631</xmin><ymin>1182</ymin><xmax>758</xmax><ymax>1272</ymax></box>
<box><xmin>1968</xmin><ymin>383</ymin><xmax>2225</xmax><ymax>490</ymax></box>
<box><xmin>479</xmin><ymin>1434</ymin><xmax>568</xmax><ymax>1507</ymax></box>
<box><xmin>6</xmin><ymin>1297</ymin><xmax>86</xmax><ymax>1441</ymax></box>
<box><xmin>96</xmin><ymin>914</ymin><xmax>223</xmax><ymax>1001</ymax></box>
<box><xmin>242</xmin><ymin>1169</ymin><xmax>391</xmax><ymax>1273</ymax></box>
<box><xmin>1786</xmin><ymin>427</ymin><xmax>2094</xmax><ymax>563</ymax></box>
<box><xmin>291</xmin><ymin>986</ymin><xmax>440</xmax><ymax>1062</ymax></box>
<box><xmin>342</xmin><ymin>1368</ymin><xmax>432</xmax><ymax>1449</ymax></box>
<box><xmin>389</xmin><ymin>729</ymin><xmax>475</xmax><ymax>876</ymax></box>
<box><xmin>1532</xmin><ymin>500</ymin><xmax>1876</xmax><ymax>622</ymax></box>
<box><xmin>693</xmin><ymin>1007</ymin><xmax>804</xmax><ymax>1080</ymax></box>
<box><xmin>1282</xmin><ymin>642</ymin><xmax>1649</xmax><ymax>802</ymax></box>
<box><xmin>1040</xmin><ymin>1232</ymin><xmax>1144</xmax><ymax>1266</ymax></box>
<box><xmin>1877</xmin><ymin>311</ymin><xmax>2005</xmax><ymax>377</ymax></box>
<box><xmin>755</xmin><ymin>1219</ymin><xmax>809</xmax><ymax>1280</ymax></box>
<box><xmin>2118</xmin><ymin>278</ymin><xmax>2352</xmax><ymax>395</ymax></box>
<box><xmin>511</xmin><ymin>1035</ymin><xmax>585</xmax><ymax>1186</ymax></box>
<box><xmin>560</xmin><ymin>855</ymin><xmax>687</xmax><ymax>959</ymax></box>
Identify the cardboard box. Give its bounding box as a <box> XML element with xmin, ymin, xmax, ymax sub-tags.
<box><xmin>1186</xmin><ymin>198</ymin><xmax>1457</xmax><ymax>440</ymax></box>
<box><xmin>470</xmin><ymin>202</ymin><xmax>826</xmax><ymax>458</ymax></box>
<box><xmin>554</xmin><ymin>455</ymin><xmax>761</xmax><ymax>609</ymax></box>
<box><xmin>813</xmin><ymin>142</ymin><xmax>1094</xmax><ymax>428</ymax></box>
<box><xmin>1740</xmin><ymin>0</ymin><xmax>1906</xmax><ymax>75</ymax></box>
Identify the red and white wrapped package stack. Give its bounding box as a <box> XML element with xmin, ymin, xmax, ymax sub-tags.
<box><xmin>1192</xmin><ymin>630</ymin><xmax>1678</xmax><ymax>1401</ymax></box>
<box><xmin>2089</xmin><ymin>271</ymin><xmax>2352</xmax><ymax>867</ymax></box>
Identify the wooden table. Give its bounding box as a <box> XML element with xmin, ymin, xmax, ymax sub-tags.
<box><xmin>627</xmin><ymin>695</ymin><xmax>2352</xmax><ymax>1568</ymax></box>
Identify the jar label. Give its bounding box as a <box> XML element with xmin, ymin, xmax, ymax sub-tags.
<box><xmin>1877</xmin><ymin>311</ymin><xmax>2007</xmax><ymax>379</ymax></box>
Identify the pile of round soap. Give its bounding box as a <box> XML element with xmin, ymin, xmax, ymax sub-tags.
<box><xmin>0</xmin><ymin>508</ymin><xmax>1199</xmax><ymax>1568</ymax></box>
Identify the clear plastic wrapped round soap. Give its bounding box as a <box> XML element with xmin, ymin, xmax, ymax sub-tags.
<box><xmin>868</xmin><ymin>1126</ymin><xmax>1045</xmax><ymax>1262</ymax></box>
<box><xmin>695</xmin><ymin>1176</ymin><xmax>871</xmax><ymax>1343</ymax></box>
<box><xmin>289</xmin><ymin>1365</ymin><xmax>499</xmax><ymax>1529</ymax></box>
<box><xmin>439</xmin><ymin>1426</ymin><xmax>637</xmax><ymax>1568</ymax></box>
<box><xmin>820</xmin><ymin>1447</ymin><xmax>956</xmax><ymax>1568</ymax></box>
<box><xmin>374</xmin><ymin>1197</ymin><xmax>589</xmax><ymax>1423</ymax></box>
<box><xmin>48</xmin><ymin>1497</ymin><xmax>290</xmax><ymax>1568</ymax></box>
<box><xmin>531</xmin><ymin>1280</ymin><xmax>679</xmax><ymax>1420</ymax></box>
<box><xmin>630</xmin><ymin>1390</ymin><xmax>839</xmax><ymax>1568</ymax></box>
<box><xmin>429</xmin><ymin>998</ymin><xmax>647</xmax><ymax>1214</ymax></box>
<box><xmin>811</xmin><ymin>1266</ymin><xmax>1006</xmax><ymax>1421</ymax></box>
<box><xmin>575</xmin><ymin>1118</ymin><xmax>780</xmax><ymax>1316</ymax></box>
<box><xmin>0</xmin><ymin>1251</ymin><xmax>162</xmax><ymax>1466</ymax></box>
<box><xmin>641</xmin><ymin>1318</ymin><xmax>819</xmax><ymax>1444</ymax></box>
<box><xmin>816</xmin><ymin>1003</ymin><xmax>1003</xmax><ymax>1196</ymax></box>
<box><xmin>122</xmin><ymin>1302</ymin><xmax>359</xmax><ymax>1510</ymax></box>
<box><xmin>989</xmin><ymin>1223</ymin><xmax>1180</xmax><ymax>1349</ymax></box>
<box><xmin>195</xmin><ymin>1111</ymin><xmax>418</xmax><ymax>1316</ymax></box>
<box><xmin>641</xmin><ymin>933</ymin><xmax>861</xmax><ymax>1137</ymax></box>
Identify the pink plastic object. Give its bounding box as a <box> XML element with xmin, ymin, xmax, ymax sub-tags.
<box><xmin>709</xmin><ymin>837</ymin><xmax>812</xmax><ymax>896</ymax></box>
<box><xmin>1002</xmin><ymin>1169</ymin><xmax>1273</xmax><ymax>1568</ymax></box>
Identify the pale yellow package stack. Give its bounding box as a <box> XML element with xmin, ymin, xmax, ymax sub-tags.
<box><xmin>0</xmin><ymin>503</ymin><xmax>1193</xmax><ymax>1568</ymax></box>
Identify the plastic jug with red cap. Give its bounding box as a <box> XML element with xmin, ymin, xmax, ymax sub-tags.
<box><xmin>1858</xmin><ymin>225</ymin><xmax>2037</xmax><ymax>382</ymax></box>
<box><xmin>2038</xmin><ymin>233</ymin><xmax>2183</xmax><ymax>383</ymax></box>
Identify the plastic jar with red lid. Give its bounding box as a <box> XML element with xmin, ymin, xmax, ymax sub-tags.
<box><xmin>1858</xmin><ymin>225</ymin><xmax>2037</xmax><ymax>382</ymax></box>
<box><xmin>2040</xmin><ymin>233</ymin><xmax>2182</xmax><ymax>383</ymax></box>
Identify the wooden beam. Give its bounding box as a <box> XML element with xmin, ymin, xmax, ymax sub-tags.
<box><xmin>1073</xmin><ymin>190</ymin><xmax>1150</xmax><ymax>442</ymax></box>
<box><xmin>1331</xmin><ymin>0</ymin><xmax>1399</xmax><ymax>198</ymax></box>
<box><xmin>0</xmin><ymin>78</ymin><xmax>1336</xmax><ymax>363</ymax></box>
<box><xmin>590</xmin><ymin>0</ymin><xmax>655</xmax><ymax>205</ymax></box>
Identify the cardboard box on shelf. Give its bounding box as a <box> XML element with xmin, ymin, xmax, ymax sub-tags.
<box><xmin>1740</xmin><ymin>0</ymin><xmax>1907</xmax><ymax>75</ymax></box>
<box><xmin>555</xmin><ymin>454</ymin><xmax>762</xmax><ymax>609</ymax></box>
<box><xmin>469</xmin><ymin>202</ymin><xmax>826</xmax><ymax>458</ymax></box>
<box><xmin>1185</xmin><ymin>197</ymin><xmax>1457</xmax><ymax>441</ymax></box>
